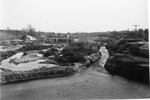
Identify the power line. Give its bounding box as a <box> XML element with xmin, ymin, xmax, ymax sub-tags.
<box><xmin>132</xmin><ymin>25</ymin><xmax>140</xmax><ymax>31</ymax></box>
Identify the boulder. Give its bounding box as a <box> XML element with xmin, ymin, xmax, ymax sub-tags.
<box><xmin>83</xmin><ymin>51</ymin><xmax>102</xmax><ymax>68</ymax></box>
<box><xmin>104</xmin><ymin>54</ymin><xmax>149</xmax><ymax>84</ymax></box>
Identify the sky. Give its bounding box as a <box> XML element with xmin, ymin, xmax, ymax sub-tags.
<box><xmin>0</xmin><ymin>0</ymin><xmax>149</xmax><ymax>33</ymax></box>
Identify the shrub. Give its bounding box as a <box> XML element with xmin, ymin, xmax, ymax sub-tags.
<box><xmin>43</xmin><ymin>48</ymin><xmax>58</xmax><ymax>57</ymax></box>
<box><xmin>55</xmin><ymin>42</ymin><xmax>99</xmax><ymax>63</ymax></box>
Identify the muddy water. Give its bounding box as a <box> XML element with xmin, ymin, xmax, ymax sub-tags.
<box><xmin>1</xmin><ymin>47</ymin><xmax>150</xmax><ymax>99</ymax></box>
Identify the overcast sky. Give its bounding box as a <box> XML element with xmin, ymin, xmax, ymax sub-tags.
<box><xmin>0</xmin><ymin>0</ymin><xmax>148</xmax><ymax>33</ymax></box>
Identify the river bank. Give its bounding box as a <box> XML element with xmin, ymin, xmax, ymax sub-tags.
<box><xmin>104</xmin><ymin>38</ymin><xmax>149</xmax><ymax>84</ymax></box>
<box><xmin>0</xmin><ymin>43</ymin><xmax>101</xmax><ymax>84</ymax></box>
<box><xmin>1</xmin><ymin>47</ymin><xmax>149</xmax><ymax>99</ymax></box>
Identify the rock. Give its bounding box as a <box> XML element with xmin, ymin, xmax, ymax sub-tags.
<box><xmin>85</xmin><ymin>52</ymin><xmax>101</xmax><ymax>63</ymax></box>
<box><xmin>9</xmin><ymin>53</ymin><xmax>42</xmax><ymax>65</ymax></box>
<box><xmin>84</xmin><ymin>60</ymin><xmax>91</xmax><ymax>67</ymax></box>
<box><xmin>38</xmin><ymin>59</ymin><xmax>57</xmax><ymax>64</ymax></box>
<box><xmin>104</xmin><ymin>55</ymin><xmax>149</xmax><ymax>84</ymax></box>
<box><xmin>83</xmin><ymin>51</ymin><xmax>102</xmax><ymax>68</ymax></box>
<box><xmin>1</xmin><ymin>66</ymin><xmax>76</xmax><ymax>84</ymax></box>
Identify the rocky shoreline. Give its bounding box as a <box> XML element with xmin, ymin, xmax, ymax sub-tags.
<box><xmin>104</xmin><ymin>39</ymin><xmax>149</xmax><ymax>84</ymax></box>
<box><xmin>104</xmin><ymin>54</ymin><xmax>149</xmax><ymax>84</ymax></box>
<box><xmin>1</xmin><ymin>49</ymin><xmax>102</xmax><ymax>85</ymax></box>
<box><xmin>1</xmin><ymin>66</ymin><xmax>77</xmax><ymax>85</ymax></box>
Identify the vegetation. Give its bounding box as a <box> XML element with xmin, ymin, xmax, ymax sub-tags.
<box><xmin>55</xmin><ymin>42</ymin><xmax>100</xmax><ymax>63</ymax></box>
<box><xmin>110</xmin><ymin>29</ymin><xmax>149</xmax><ymax>41</ymax></box>
<box><xmin>43</xmin><ymin>48</ymin><xmax>58</xmax><ymax>57</ymax></box>
<box><xmin>0</xmin><ymin>51</ymin><xmax>17</xmax><ymax>63</ymax></box>
<box><xmin>18</xmin><ymin>44</ymin><xmax>53</xmax><ymax>51</ymax></box>
<box><xmin>0</xmin><ymin>24</ymin><xmax>148</xmax><ymax>42</ymax></box>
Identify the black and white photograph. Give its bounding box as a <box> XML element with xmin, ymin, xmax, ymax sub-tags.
<box><xmin>0</xmin><ymin>0</ymin><xmax>149</xmax><ymax>99</ymax></box>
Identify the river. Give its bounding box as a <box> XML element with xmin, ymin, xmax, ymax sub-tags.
<box><xmin>1</xmin><ymin>47</ymin><xmax>149</xmax><ymax>99</ymax></box>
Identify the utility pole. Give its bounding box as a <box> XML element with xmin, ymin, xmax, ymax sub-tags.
<box><xmin>132</xmin><ymin>25</ymin><xmax>140</xmax><ymax>31</ymax></box>
<box><xmin>127</xmin><ymin>28</ymin><xmax>129</xmax><ymax>38</ymax></box>
<box><xmin>67</xmin><ymin>33</ymin><xmax>70</xmax><ymax>44</ymax></box>
<box><xmin>132</xmin><ymin>25</ymin><xmax>140</xmax><ymax>39</ymax></box>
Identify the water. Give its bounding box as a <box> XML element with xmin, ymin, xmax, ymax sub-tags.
<box><xmin>0</xmin><ymin>52</ymin><xmax>57</xmax><ymax>71</ymax></box>
<box><xmin>1</xmin><ymin>47</ymin><xmax>149</xmax><ymax>99</ymax></box>
<box><xmin>99</xmin><ymin>46</ymin><xmax>109</xmax><ymax>67</ymax></box>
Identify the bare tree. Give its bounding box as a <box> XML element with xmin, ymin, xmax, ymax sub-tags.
<box><xmin>26</xmin><ymin>24</ymin><xmax>36</xmax><ymax>36</ymax></box>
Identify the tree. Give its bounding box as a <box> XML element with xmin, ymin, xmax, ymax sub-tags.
<box><xmin>21</xmin><ymin>35</ymin><xmax>27</xmax><ymax>41</ymax></box>
<box><xmin>137</xmin><ymin>29</ymin><xmax>144</xmax><ymax>38</ymax></box>
<box><xmin>144</xmin><ymin>29</ymin><xmax>149</xmax><ymax>41</ymax></box>
<box><xmin>144</xmin><ymin>29</ymin><xmax>148</xmax><ymax>36</ymax></box>
<box><xmin>26</xmin><ymin>24</ymin><xmax>36</xmax><ymax>36</ymax></box>
<box><xmin>110</xmin><ymin>31</ymin><xmax>118</xmax><ymax>38</ymax></box>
